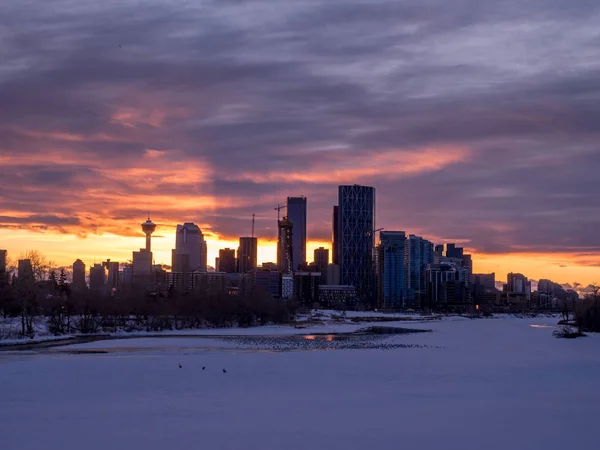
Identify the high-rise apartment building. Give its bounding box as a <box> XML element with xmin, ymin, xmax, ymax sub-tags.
<box><xmin>376</xmin><ymin>231</ymin><xmax>407</xmax><ymax>309</ymax></box>
<box><xmin>172</xmin><ymin>223</ymin><xmax>207</xmax><ymax>273</ymax></box>
<box><xmin>218</xmin><ymin>248</ymin><xmax>236</xmax><ymax>273</ymax></box>
<box><xmin>72</xmin><ymin>259</ymin><xmax>86</xmax><ymax>289</ymax></box>
<box><xmin>332</xmin><ymin>206</ymin><xmax>339</xmax><ymax>265</ymax></box>
<box><xmin>238</xmin><ymin>237</ymin><xmax>258</xmax><ymax>273</ymax></box>
<box><xmin>277</xmin><ymin>216</ymin><xmax>294</xmax><ymax>273</ymax></box>
<box><xmin>337</xmin><ymin>185</ymin><xmax>376</xmax><ymax>304</ymax></box>
<box><xmin>287</xmin><ymin>196</ymin><xmax>307</xmax><ymax>271</ymax></box>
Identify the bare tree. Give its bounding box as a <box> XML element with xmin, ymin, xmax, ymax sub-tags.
<box><xmin>19</xmin><ymin>250</ymin><xmax>55</xmax><ymax>282</ymax></box>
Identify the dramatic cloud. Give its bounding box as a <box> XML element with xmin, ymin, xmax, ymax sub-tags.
<box><xmin>1</xmin><ymin>0</ymin><xmax>600</xmax><ymax>281</ymax></box>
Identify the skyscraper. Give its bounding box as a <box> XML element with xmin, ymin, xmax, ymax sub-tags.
<box><xmin>172</xmin><ymin>223</ymin><xmax>207</xmax><ymax>273</ymax></box>
<box><xmin>405</xmin><ymin>235</ymin><xmax>434</xmax><ymax>308</ymax></box>
<box><xmin>277</xmin><ymin>216</ymin><xmax>294</xmax><ymax>273</ymax></box>
<box><xmin>287</xmin><ymin>196</ymin><xmax>307</xmax><ymax>271</ymax></box>
<box><xmin>218</xmin><ymin>248</ymin><xmax>236</xmax><ymax>273</ymax></box>
<box><xmin>332</xmin><ymin>206</ymin><xmax>339</xmax><ymax>265</ymax></box>
<box><xmin>314</xmin><ymin>247</ymin><xmax>329</xmax><ymax>272</ymax></box>
<box><xmin>338</xmin><ymin>185</ymin><xmax>376</xmax><ymax>304</ymax></box>
<box><xmin>102</xmin><ymin>259</ymin><xmax>120</xmax><ymax>291</ymax></box>
<box><xmin>89</xmin><ymin>263</ymin><xmax>106</xmax><ymax>292</ymax></box>
<box><xmin>72</xmin><ymin>259</ymin><xmax>86</xmax><ymax>289</ymax></box>
<box><xmin>376</xmin><ymin>231</ymin><xmax>407</xmax><ymax>309</ymax></box>
<box><xmin>238</xmin><ymin>237</ymin><xmax>258</xmax><ymax>273</ymax></box>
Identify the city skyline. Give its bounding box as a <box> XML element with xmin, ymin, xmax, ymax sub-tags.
<box><xmin>1</xmin><ymin>1</ymin><xmax>600</xmax><ymax>286</ymax></box>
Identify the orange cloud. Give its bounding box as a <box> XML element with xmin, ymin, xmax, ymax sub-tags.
<box><xmin>233</xmin><ymin>146</ymin><xmax>468</xmax><ymax>184</ymax></box>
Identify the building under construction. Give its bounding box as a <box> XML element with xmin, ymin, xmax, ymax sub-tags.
<box><xmin>277</xmin><ymin>216</ymin><xmax>294</xmax><ymax>273</ymax></box>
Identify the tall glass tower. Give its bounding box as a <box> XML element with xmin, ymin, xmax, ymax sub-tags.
<box><xmin>286</xmin><ymin>196</ymin><xmax>307</xmax><ymax>271</ymax></box>
<box><xmin>376</xmin><ymin>231</ymin><xmax>407</xmax><ymax>309</ymax></box>
<box><xmin>337</xmin><ymin>185</ymin><xmax>376</xmax><ymax>304</ymax></box>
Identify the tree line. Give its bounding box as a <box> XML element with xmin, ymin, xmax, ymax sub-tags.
<box><xmin>0</xmin><ymin>251</ymin><xmax>298</xmax><ymax>337</ymax></box>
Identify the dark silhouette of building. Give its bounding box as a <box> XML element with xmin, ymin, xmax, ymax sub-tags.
<box><xmin>102</xmin><ymin>259</ymin><xmax>120</xmax><ymax>291</ymax></box>
<box><xmin>405</xmin><ymin>235</ymin><xmax>434</xmax><ymax>308</ymax></box>
<box><xmin>332</xmin><ymin>206</ymin><xmax>339</xmax><ymax>265</ymax></box>
<box><xmin>0</xmin><ymin>250</ymin><xmax>6</xmax><ymax>274</ymax></box>
<box><xmin>254</xmin><ymin>269</ymin><xmax>281</xmax><ymax>299</ymax></box>
<box><xmin>425</xmin><ymin>264</ymin><xmax>469</xmax><ymax>310</ymax></box>
<box><xmin>89</xmin><ymin>263</ymin><xmax>106</xmax><ymax>292</ymax></box>
<box><xmin>277</xmin><ymin>216</ymin><xmax>294</xmax><ymax>273</ymax></box>
<box><xmin>337</xmin><ymin>184</ymin><xmax>376</xmax><ymax>304</ymax></box>
<box><xmin>17</xmin><ymin>259</ymin><xmax>33</xmax><ymax>281</ymax></box>
<box><xmin>238</xmin><ymin>237</ymin><xmax>258</xmax><ymax>273</ymax></box>
<box><xmin>72</xmin><ymin>259</ymin><xmax>86</xmax><ymax>289</ymax></box>
<box><xmin>293</xmin><ymin>272</ymin><xmax>321</xmax><ymax>305</ymax></box>
<box><xmin>314</xmin><ymin>247</ymin><xmax>329</xmax><ymax>272</ymax></box>
<box><xmin>172</xmin><ymin>223</ymin><xmax>207</xmax><ymax>273</ymax></box>
<box><xmin>218</xmin><ymin>248</ymin><xmax>236</xmax><ymax>273</ymax></box>
<box><xmin>376</xmin><ymin>231</ymin><xmax>407</xmax><ymax>309</ymax></box>
<box><xmin>287</xmin><ymin>196</ymin><xmax>307</xmax><ymax>271</ymax></box>
<box><xmin>445</xmin><ymin>243</ymin><xmax>464</xmax><ymax>259</ymax></box>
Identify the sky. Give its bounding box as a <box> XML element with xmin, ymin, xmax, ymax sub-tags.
<box><xmin>1</xmin><ymin>0</ymin><xmax>600</xmax><ymax>287</ymax></box>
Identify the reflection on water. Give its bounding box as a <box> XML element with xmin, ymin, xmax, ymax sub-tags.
<box><xmin>530</xmin><ymin>324</ymin><xmax>555</xmax><ymax>329</ymax></box>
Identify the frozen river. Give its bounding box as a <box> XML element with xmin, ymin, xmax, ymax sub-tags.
<box><xmin>1</xmin><ymin>316</ymin><xmax>598</xmax><ymax>450</ymax></box>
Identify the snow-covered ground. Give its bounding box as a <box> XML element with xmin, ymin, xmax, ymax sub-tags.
<box><xmin>1</xmin><ymin>316</ymin><xmax>598</xmax><ymax>450</ymax></box>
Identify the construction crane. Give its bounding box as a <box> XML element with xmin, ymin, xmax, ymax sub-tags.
<box><xmin>365</xmin><ymin>227</ymin><xmax>384</xmax><ymax>237</ymax></box>
<box><xmin>274</xmin><ymin>203</ymin><xmax>286</xmax><ymax>221</ymax></box>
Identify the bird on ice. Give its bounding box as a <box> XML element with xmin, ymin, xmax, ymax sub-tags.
<box><xmin>202</xmin><ymin>367</ymin><xmax>206</xmax><ymax>370</ymax></box>
<box><xmin>179</xmin><ymin>364</ymin><xmax>182</xmax><ymax>369</ymax></box>
<box><xmin>222</xmin><ymin>369</ymin><xmax>227</xmax><ymax>373</ymax></box>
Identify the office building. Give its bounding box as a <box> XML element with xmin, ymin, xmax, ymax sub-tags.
<box><xmin>238</xmin><ymin>237</ymin><xmax>258</xmax><ymax>273</ymax></box>
<box><xmin>218</xmin><ymin>248</ymin><xmax>236</xmax><ymax>273</ymax></box>
<box><xmin>17</xmin><ymin>259</ymin><xmax>33</xmax><ymax>281</ymax></box>
<box><xmin>326</xmin><ymin>263</ymin><xmax>340</xmax><ymax>285</ymax></box>
<box><xmin>337</xmin><ymin>184</ymin><xmax>376</xmax><ymax>304</ymax></box>
<box><xmin>277</xmin><ymin>216</ymin><xmax>294</xmax><ymax>273</ymax></box>
<box><xmin>287</xmin><ymin>196</ymin><xmax>307</xmax><ymax>271</ymax></box>
<box><xmin>332</xmin><ymin>206</ymin><xmax>339</xmax><ymax>265</ymax></box>
<box><xmin>405</xmin><ymin>235</ymin><xmax>434</xmax><ymax>308</ymax></box>
<box><xmin>89</xmin><ymin>263</ymin><xmax>106</xmax><ymax>292</ymax></box>
<box><xmin>446</xmin><ymin>243</ymin><xmax>464</xmax><ymax>259</ymax></box>
<box><xmin>314</xmin><ymin>247</ymin><xmax>329</xmax><ymax>272</ymax></box>
<box><xmin>254</xmin><ymin>270</ymin><xmax>281</xmax><ymax>299</ymax></box>
<box><xmin>172</xmin><ymin>223</ymin><xmax>207</xmax><ymax>273</ymax></box>
<box><xmin>132</xmin><ymin>249</ymin><xmax>153</xmax><ymax>282</ymax></box>
<box><xmin>102</xmin><ymin>259</ymin><xmax>120</xmax><ymax>291</ymax></box>
<box><xmin>72</xmin><ymin>259</ymin><xmax>86</xmax><ymax>289</ymax></box>
<box><xmin>376</xmin><ymin>231</ymin><xmax>407</xmax><ymax>309</ymax></box>
<box><xmin>471</xmin><ymin>273</ymin><xmax>497</xmax><ymax>308</ymax></box>
<box><xmin>425</xmin><ymin>263</ymin><xmax>469</xmax><ymax>308</ymax></box>
<box><xmin>293</xmin><ymin>272</ymin><xmax>321</xmax><ymax>305</ymax></box>
<box><xmin>507</xmin><ymin>273</ymin><xmax>531</xmax><ymax>296</ymax></box>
